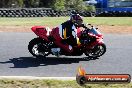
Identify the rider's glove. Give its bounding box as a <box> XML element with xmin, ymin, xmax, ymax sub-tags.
<box><xmin>81</xmin><ymin>24</ymin><xmax>91</xmax><ymax>31</ymax></box>
<box><xmin>81</xmin><ymin>24</ymin><xmax>88</xmax><ymax>29</ymax></box>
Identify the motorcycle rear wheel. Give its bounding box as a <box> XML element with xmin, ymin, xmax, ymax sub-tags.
<box><xmin>85</xmin><ymin>44</ymin><xmax>106</xmax><ymax>58</ymax></box>
<box><xmin>28</xmin><ymin>37</ymin><xmax>50</xmax><ymax>58</ymax></box>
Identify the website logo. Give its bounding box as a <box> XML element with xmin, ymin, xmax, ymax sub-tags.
<box><xmin>76</xmin><ymin>66</ymin><xmax>131</xmax><ymax>85</ymax></box>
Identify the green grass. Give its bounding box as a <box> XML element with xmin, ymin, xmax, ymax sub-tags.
<box><xmin>0</xmin><ymin>79</ymin><xmax>131</xmax><ymax>88</ymax></box>
<box><xmin>0</xmin><ymin>17</ymin><xmax>132</xmax><ymax>27</ymax></box>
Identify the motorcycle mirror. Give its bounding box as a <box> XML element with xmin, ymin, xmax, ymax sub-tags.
<box><xmin>85</xmin><ymin>23</ymin><xmax>91</xmax><ymax>28</ymax></box>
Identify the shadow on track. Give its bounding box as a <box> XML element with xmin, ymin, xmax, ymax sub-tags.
<box><xmin>0</xmin><ymin>56</ymin><xmax>99</xmax><ymax>68</ymax></box>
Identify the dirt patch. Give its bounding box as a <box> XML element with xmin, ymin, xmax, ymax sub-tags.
<box><xmin>99</xmin><ymin>25</ymin><xmax>132</xmax><ymax>34</ymax></box>
<box><xmin>0</xmin><ymin>26</ymin><xmax>31</xmax><ymax>32</ymax></box>
<box><xmin>0</xmin><ymin>25</ymin><xmax>132</xmax><ymax>34</ymax></box>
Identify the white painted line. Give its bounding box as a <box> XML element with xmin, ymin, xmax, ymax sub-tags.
<box><xmin>0</xmin><ymin>76</ymin><xmax>131</xmax><ymax>82</ymax></box>
<box><xmin>0</xmin><ymin>76</ymin><xmax>76</xmax><ymax>80</ymax></box>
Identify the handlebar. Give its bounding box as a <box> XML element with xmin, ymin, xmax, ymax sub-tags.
<box><xmin>84</xmin><ymin>24</ymin><xmax>98</xmax><ymax>31</ymax></box>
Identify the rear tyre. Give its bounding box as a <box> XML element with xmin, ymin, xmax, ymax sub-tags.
<box><xmin>85</xmin><ymin>43</ymin><xmax>106</xmax><ymax>58</ymax></box>
<box><xmin>28</xmin><ymin>38</ymin><xmax>50</xmax><ymax>58</ymax></box>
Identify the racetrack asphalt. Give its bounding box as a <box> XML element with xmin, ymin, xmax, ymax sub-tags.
<box><xmin>0</xmin><ymin>32</ymin><xmax>132</xmax><ymax>77</ymax></box>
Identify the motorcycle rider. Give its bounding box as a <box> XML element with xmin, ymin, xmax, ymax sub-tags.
<box><xmin>57</xmin><ymin>12</ymin><xmax>89</xmax><ymax>52</ymax></box>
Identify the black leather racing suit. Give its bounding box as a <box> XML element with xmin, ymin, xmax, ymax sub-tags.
<box><xmin>58</xmin><ymin>20</ymin><xmax>87</xmax><ymax>46</ymax></box>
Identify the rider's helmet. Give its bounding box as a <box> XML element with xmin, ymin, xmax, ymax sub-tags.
<box><xmin>70</xmin><ymin>13</ymin><xmax>83</xmax><ymax>27</ymax></box>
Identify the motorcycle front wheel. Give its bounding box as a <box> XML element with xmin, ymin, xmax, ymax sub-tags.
<box><xmin>85</xmin><ymin>43</ymin><xmax>106</xmax><ymax>58</ymax></box>
<box><xmin>28</xmin><ymin>38</ymin><xmax>50</xmax><ymax>58</ymax></box>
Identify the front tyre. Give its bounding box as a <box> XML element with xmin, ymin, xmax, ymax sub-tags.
<box><xmin>85</xmin><ymin>43</ymin><xmax>106</xmax><ymax>58</ymax></box>
<box><xmin>28</xmin><ymin>38</ymin><xmax>50</xmax><ymax>58</ymax></box>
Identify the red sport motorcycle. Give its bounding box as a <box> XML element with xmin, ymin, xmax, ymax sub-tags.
<box><xmin>28</xmin><ymin>24</ymin><xmax>106</xmax><ymax>58</ymax></box>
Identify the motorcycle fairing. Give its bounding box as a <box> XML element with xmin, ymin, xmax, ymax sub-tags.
<box><xmin>31</xmin><ymin>26</ymin><xmax>49</xmax><ymax>41</ymax></box>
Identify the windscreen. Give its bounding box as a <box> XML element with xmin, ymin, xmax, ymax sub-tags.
<box><xmin>88</xmin><ymin>27</ymin><xmax>101</xmax><ymax>35</ymax></box>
